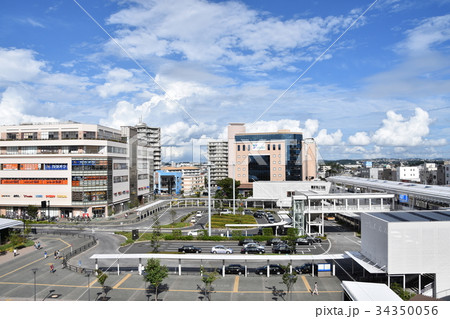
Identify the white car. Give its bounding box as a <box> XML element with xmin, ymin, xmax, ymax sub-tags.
<box><xmin>188</xmin><ymin>230</ymin><xmax>200</xmax><ymax>236</ymax></box>
<box><xmin>190</xmin><ymin>217</ymin><xmax>196</xmax><ymax>223</ymax></box>
<box><xmin>211</xmin><ymin>245</ymin><xmax>233</xmax><ymax>254</ymax></box>
<box><xmin>196</xmin><ymin>211</ymin><xmax>203</xmax><ymax>218</ymax></box>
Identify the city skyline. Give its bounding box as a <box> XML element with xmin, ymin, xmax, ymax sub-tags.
<box><xmin>0</xmin><ymin>0</ymin><xmax>449</xmax><ymax>161</ymax></box>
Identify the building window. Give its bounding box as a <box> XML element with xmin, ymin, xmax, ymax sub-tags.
<box><xmin>278</xmin><ymin>144</ymin><xmax>281</xmax><ymax>150</ymax></box>
<box><xmin>237</xmin><ymin>145</ymin><xmax>240</xmax><ymax>151</ymax></box>
<box><xmin>273</xmin><ymin>144</ymin><xmax>276</xmax><ymax>150</ymax></box>
<box><xmin>267</xmin><ymin>144</ymin><xmax>270</xmax><ymax>151</ymax></box>
<box><xmin>243</xmin><ymin>145</ymin><xmax>245</xmax><ymax>151</ymax></box>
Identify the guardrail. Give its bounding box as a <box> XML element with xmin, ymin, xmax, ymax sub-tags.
<box><xmin>32</xmin><ymin>228</ymin><xmax>97</xmax><ymax>274</ymax></box>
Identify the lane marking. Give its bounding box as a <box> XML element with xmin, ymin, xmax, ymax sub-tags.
<box><xmin>113</xmin><ymin>274</ymin><xmax>131</xmax><ymax>289</ymax></box>
<box><xmin>233</xmin><ymin>275</ymin><xmax>239</xmax><ymax>292</ymax></box>
<box><xmin>301</xmin><ymin>275</ymin><xmax>311</xmax><ymax>293</ymax></box>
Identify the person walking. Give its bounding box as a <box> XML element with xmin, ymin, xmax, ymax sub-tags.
<box><xmin>50</xmin><ymin>264</ymin><xmax>54</xmax><ymax>273</ymax></box>
<box><xmin>312</xmin><ymin>282</ymin><xmax>319</xmax><ymax>295</ymax></box>
<box><xmin>44</xmin><ymin>251</ymin><xmax>48</xmax><ymax>258</ymax></box>
<box><xmin>13</xmin><ymin>249</ymin><xmax>17</xmax><ymax>257</ymax></box>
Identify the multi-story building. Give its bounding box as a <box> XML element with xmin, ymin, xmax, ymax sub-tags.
<box><xmin>0</xmin><ymin>121</ymin><xmax>155</xmax><ymax>219</ymax></box>
<box><xmin>397</xmin><ymin>166</ymin><xmax>420</xmax><ymax>183</ymax></box>
<box><xmin>207</xmin><ymin>140</ymin><xmax>228</xmax><ymax>187</ymax></box>
<box><xmin>157</xmin><ymin>166</ymin><xmax>203</xmax><ymax>195</ymax></box>
<box><xmin>227</xmin><ymin>124</ymin><xmax>317</xmax><ymax>184</ymax></box>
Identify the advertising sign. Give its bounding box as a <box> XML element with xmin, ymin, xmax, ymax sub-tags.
<box><xmin>317</xmin><ymin>263</ymin><xmax>331</xmax><ymax>272</ymax></box>
<box><xmin>252</xmin><ymin>142</ymin><xmax>265</xmax><ymax>151</ymax></box>
<box><xmin>45</xmin><ymin>163</ymin><xmax>68</xmax><ymax>170</ymax></box>
<box><xmin>399</xmin><ymin>194</ymin><xmax>409</xmax><ymax>203</ymax></box>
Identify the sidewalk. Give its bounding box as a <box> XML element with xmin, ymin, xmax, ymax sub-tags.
<box><xmin>0</xmin><ymin>245</ymin><xmax>36</xmax><ymax>265</ymax></box>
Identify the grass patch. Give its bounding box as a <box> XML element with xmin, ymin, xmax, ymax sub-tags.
<box><xmin>159</xmin><ymin>222</ymin><xmax>191</xmax><ymax>228</ymax></box>
<box><xmin>209</xmin><ymin>214</ymin><xmax>257</xmax><ymax>228</ymax></box>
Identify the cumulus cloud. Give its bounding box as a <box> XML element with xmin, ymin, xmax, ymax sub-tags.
<box><xmin>348</xmin><ymin>131</ymin><xmax>371</xmax><ymax>145</ymax></box>
<box><xmin>315</xmin><ymin>128</ymin><xmax>343</xmax><ymax>146</ymax></box>
<box><xmin>372</xmin><ymin>107</ymin><xmax>432</xmax><ymax>146</ymax></box>
<box><xmin>0</xmin><ymin>48</ymin><xmax>44</xmax><ymax>82</ymax></box>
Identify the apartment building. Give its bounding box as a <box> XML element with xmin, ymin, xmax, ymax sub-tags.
<box><xmin>207</xmin><ymin>140</ymin><xmax>228</xmax><ymax>187</ymax></box>
<box><xmin>157</xmin><ymin>166</ymin><xmax>203</xmax><ymax>195</ymax></box>
<box><xmin>0</xmin><ymin>121</ymin><xmax>156</xmax><ymax>218</ymax></box>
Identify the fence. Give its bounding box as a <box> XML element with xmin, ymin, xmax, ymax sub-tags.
<box><xmin>33</xmin><ymin>228</ymin><xmax>97</xmax><ymax>274</ymax></box>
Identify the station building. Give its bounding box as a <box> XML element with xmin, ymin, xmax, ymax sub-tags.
<box><xmin>0</xmin><ymin>121</ymin><xmax>157</xmax><ymax>219</ymax></box>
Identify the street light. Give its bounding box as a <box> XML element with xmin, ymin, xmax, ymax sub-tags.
<box><xmin>31</xmin><ymin>268</ymin><xmax>38</xmax><ymax>301</ymax></box>
<box><xmin>206</xmin><ymin>162</ymin><xmax>212</xmax><ymax>236</ymax></box>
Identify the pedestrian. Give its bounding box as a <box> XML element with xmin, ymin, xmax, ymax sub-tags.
<box><xmin>13</xmin><ymin>249</ymin><xmax>17</xmax><ymax>257</ymax></box>
<box><xmin>54</xmin><ymin>251</ymin><xmax>57</xmax><ymax>259</ymax></box>
<box><xmin>44</xmin><ymin>251</ymin><xmax>48</xmax><ymax>258</ymax></box>
<box><xmin>312</xmin><ymin>282</ymin><xmax>319</xmax><ymax>295</ymax></box>
<box><xmin>56</xmin><ymin>250</ymin><xmax>60</xmax><ymax>258</ymax></box>
<box><xmin>37</xmin><ymin>242</ymin><xmax>41</xmax><ymax>249</ymax></box>
<box><xmin>50</xmin><ymin>264</ymin><xmax>54</xmax><ymax>273</ymax></box>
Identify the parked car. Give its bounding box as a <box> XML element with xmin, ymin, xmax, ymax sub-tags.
<box><xmin>255</xmin><ymin>264</ymin><xmax>285</xmax><ymax>275</ymax></box>
<box><xmin>241</xmin><ymin>246</ymin><xmax>265</xmax><ymax>254</ymax></box>
<box><xmin>178</xmin><ymin>245</ymin><xmax>202</xmax><ymax>253</ymax></box>
<box><xmin>294</xmin><ymin>263</ymin><xmax>313</xmax><ymax>274</ymax></box>
<box><xmin>221</xmin><ymin>264</ymin><xmax>245</xmax><ymax>275</ymax></box>
<box><xmin>295</xmin><ymin>237</ymin><xmax>310</xmax><ymax>245</ymax></box>
<box><xmin>211</xmin><ymin>245</ymin><xmax>233</xmax><ymax>254</ymax></box>
<box><xmin>267</xmin><ymin>217</ymin><xmax>275</xmax><ymax>223</ymax></box>
<box><xmin>190</xmin><ymin>217</ymin><xmax>196</xmax><ymax>223</ymax></box>
<box><xmin>253</xmin><ymin>212</ymin><xmax>263</xmax><ymax>218</ymax></box>
<box><xmin>266</xmin><ymin>238</ymin><xmax>285</xmax><ymax>246</ymax></box>
<box><xmin>195</xmin><ymin>211</ymin><xmax>203</xmax><ymax>218</ymax></box>
<box><xmin>306</xmin><ymin>236</ymin><xmax>322</xmax><ymax>243</ymax></box>
<box><xmin>272</xmin><ymin>243</ymin><xmax>296</xmax><ymax>254</ymax></box>
<box><xmin>239</xmin><ymin>238</ymin><xmax>256</xmax><ymax>246</ymax></box>
<box><xmin>244</xmin><ymin>209</ymin><xmax>252</xmax><ymax>215</ymax></box>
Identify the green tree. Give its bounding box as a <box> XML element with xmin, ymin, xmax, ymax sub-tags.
<box><xmin>200</xmin><ymin>266</ymin><xmax>219</xmax><ymax>301</ymax></box>
<box><xmin>95</xmin><ymin>269</ymin><xmax>111</xmax><ymax>299</ymax></box>
<box><xmin>150</xmin><ymin>212</ymin><xmax>162</xmax><ymax>252</ymax></box>
<box><xmin>215</xmin><ymin>178</ymin><xmax>240</xmax><ymax>199</ymax></box>
<box><xmin>26</xmin><ymin>205</ymin><xmax>39</xmax><ymax>220</ymax></box>
<box><xmin>281</xmin><ymin>264</ymin><xmax>298</xmax><ymax>301</ymax></box>
<box><xmin>143</xmin><ymin>258</ymin><xmax>168</xmax><ymax>301</ymax></box>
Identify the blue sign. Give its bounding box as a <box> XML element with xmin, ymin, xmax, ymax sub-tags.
<box><xmin>399</xmin><ymin>194</ymin><xmax>409</xmax><ymax>203</ymax></box>
<box><xmin>45</xmin><ymin>163</ymin><xmax>68</xmax><ymax>170</ymax></box>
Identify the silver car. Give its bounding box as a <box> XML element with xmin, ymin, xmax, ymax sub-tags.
<box><xmin>243</xmin><ymin>242</ymin><xmax>265</xmax><ymax>250</ymax></box>
<box><xmin>211</xmin><ymin>245</ymin><xmax>233</xmax><ymax>254</ymax></box>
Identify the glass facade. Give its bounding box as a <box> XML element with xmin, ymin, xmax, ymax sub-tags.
<box><xmin>248</xmin><ymin>155</ymin><xmax>270</xmax><ymax>181</ymax></box>
<box><xmin>235</xmin><ymin>133</ymin><xmax>303</xmax><ymax>180</ymax></box>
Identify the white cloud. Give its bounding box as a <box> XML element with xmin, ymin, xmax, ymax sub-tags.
<box><xmin>0</xmin><ymin>87</ymin><xmax>58</xmax><ymax>125</ymax></box>
<box><xmin>0</xmin><ymin>48</ymin><xmax>44</xmax><ymax>82</ymax></box>
<box><xmin>348</xmin><ymin>131</ymin><xmax>371</xmax><ymax>145</ymax></box>
<box><xmin>105</xmin><ymin>0</ymin><xmax>359</xmax><ymax>72</ymax></box>
<box><xmin>372</xmin><ymin>107</ymin><xmax>432</xmax><ymax>146</ymax></box>
<box><xmin>315</xmin><ymin>128</ymin><xmax>343</xmax><ymax>146</ymax></box>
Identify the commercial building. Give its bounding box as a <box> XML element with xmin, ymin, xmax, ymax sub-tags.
<box><xmin>153</xmin><ymin>170</ymin><xmax>182</xmax><ymax>195</ymax></box>
<box><xmin>207</xmin><ymin>140</ymin><xmax>228</xmax><ymax>187</ymax></box>
<box><xmin>227</xmin><ymin>123</ymin><xmax>317</xmax><ymax>184</ymax></box>
<box><xmin>0</xmin><ymin>121</ymin><xmax>157</xmax><ymax>218</ymax></box>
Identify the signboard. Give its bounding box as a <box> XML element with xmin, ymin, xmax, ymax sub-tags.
<box><xmin>20</xmin><ymin>163</ymin><xmax>40</xmax><ymax>170</ymax></box>
<box><xmin>317</xmin><ymin>263</ymin><xmax>331</xmax><ymax>272</ymax></box>
<box><xmin>252</xmin><ymin>142</ymin><xmax>265</xmax><ymax>151</ymax></box>
<box><xmin>399</xmin><ymin>194</ymin><xmax>409</xmax><ymax>203</ymax></box>
<box><xmin>45</xmin><ymin>163</ymin><xmax>68</xmax><ymax>170</ymax></box>
<box><xmin>365</xmin><ymin>161</ymin><xmax>373</xmax><ymax>168</ymax></box>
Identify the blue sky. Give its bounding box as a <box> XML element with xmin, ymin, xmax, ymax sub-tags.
<box><xmin>0</xmin><ymin>0</ymin><xmax>449</xmax><ymax>161</ymax></box>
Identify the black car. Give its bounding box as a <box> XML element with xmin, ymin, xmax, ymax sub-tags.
<box><xmin>238</xmin><ymin>238</ymin><xmax>256</xmax><ymax>246</ymax></box>
<box><xmin>178</xmin><ymin>245</ymin><xmax>202</xmax><ymax>253</ymax></box>
<box><xmin>221</xmin><ymin>264</ymin><xmax>245</xmax><ymax>275</ymax></box>
<box><xmin>295</xmin><ymin>237</ymin><xmax>310</xmax><ymax>245</ymax></box>
<box><xmin>253</xmin><ymin>212</ymin><xmax>263</xmax><ymax>218</ymax></box>
<box><xmin>294</xmin><ymin>263</ymin><xmax>313</xmax><ymax>274</ymax></box>
<box><xmin>272</xmin><ymin>243</ymin><xmax>296</xmax><ymax>254</ymax></box>
<box><xmin>241</xmin><ymin>246</ymin><xmax>265</xmax><ymax>254</ymax></box>
<box><xmin>255</xmin><ymin>264</ymin><xmax>285</xmax><ymax>275</ymax></box>
<box><xmin>244</xmin><ymin>209</ymin><xmax>252</xmax><ymax>215</ymax></box>
<box><xmin>266</xmin><ymin>238</ymin><xmax>286</xmax><ymax>246</ymax></box>
<box><xmin>306</xmin><ymin>236</ymin><xmax>322</xmax><ymax>243</ymax></box>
